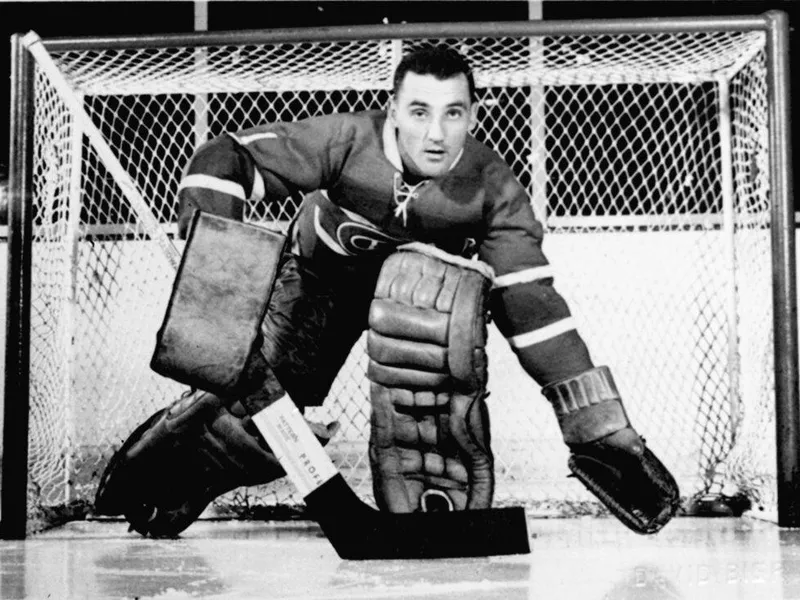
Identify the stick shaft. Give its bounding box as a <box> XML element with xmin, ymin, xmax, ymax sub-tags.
<box><xmin>251</xmin><ymin>397</ymin><xmax>338</xmax><ymax>497</ymax></box>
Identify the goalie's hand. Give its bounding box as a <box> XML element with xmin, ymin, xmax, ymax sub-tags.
<box><xmin>543</xmin><ymin>367</ymin><xmax>681</xmax><ymax>534</ymax></box>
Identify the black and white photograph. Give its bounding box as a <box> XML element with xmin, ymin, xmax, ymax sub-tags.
<box><xmin>1</xmin><ymin>1</ymin><xmax>800</xmax><ymax>598</ymax></box>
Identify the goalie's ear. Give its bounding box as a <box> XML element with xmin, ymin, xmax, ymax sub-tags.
<box><xmin>468</xmin><ymin>100</ymin><xmax>478</xmax><ymax>132</ymax></box>
<box><xmin>388</xmin><ymin>96</ymin><xmax>399</xmax><ymax>126</ymax></box>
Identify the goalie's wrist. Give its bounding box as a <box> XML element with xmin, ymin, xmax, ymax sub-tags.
<box><xmin>541</xmin><ymin>366</ymin><xmax>631</xmax><ymax>444</ymax></box>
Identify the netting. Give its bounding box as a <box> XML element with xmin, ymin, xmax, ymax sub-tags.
<box><xmin>18</xmin><ymin>25</ymin><xmax>776</xmax><ymax>532</ymax></box>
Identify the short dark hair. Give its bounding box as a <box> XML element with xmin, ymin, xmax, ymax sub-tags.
<box><xmin>392</xmin><ymin>45</ymin><xmax>476</xmax><ymax>102</ymax></box>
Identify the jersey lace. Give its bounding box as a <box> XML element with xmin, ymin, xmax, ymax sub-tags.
<box><xmin>392</xmin><ymin>172</ymin><xmax>429</xmax><ymax>226</ymax></box>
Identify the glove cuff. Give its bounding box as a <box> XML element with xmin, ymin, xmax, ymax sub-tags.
<box><xmin>542</xmin><ymin>366</ymin><xmax>630</xmax><ymax>445</ymax></box>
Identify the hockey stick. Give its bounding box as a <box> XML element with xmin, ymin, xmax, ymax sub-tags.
<box><xmin>245</xmin><ymin>392</ymin><xmax>530</xmax><ymax>559</ymax></box>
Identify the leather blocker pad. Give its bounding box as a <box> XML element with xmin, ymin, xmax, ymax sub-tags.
<box><xmin>151</xmin><ymin>211</ymin><xmax>286</xmax><ymax>396</ymax></box>
<box><xmin>366</xmin><ymin>244</ymin><xmax>495</xmax><ymax>513</ymax></box>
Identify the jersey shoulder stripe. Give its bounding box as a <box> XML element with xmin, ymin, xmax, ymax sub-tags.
<box><xmin>179</xmin><ymin>174</ymin><xmax>246</xmax><ymax>200</ymax></box>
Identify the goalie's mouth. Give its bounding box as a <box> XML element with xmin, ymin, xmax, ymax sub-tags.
<box><xmin>424</xmin><ymin>148</ymin><xmax>447</xmax><ymax>159</ymax></box>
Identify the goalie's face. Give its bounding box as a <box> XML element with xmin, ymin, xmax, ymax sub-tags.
<box><xmin>390</xmin><ymin>72</ymin><xmax>477</xmax><ymax>179</ymax></box>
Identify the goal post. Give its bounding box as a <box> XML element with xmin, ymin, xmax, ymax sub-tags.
<box><xmin>3</xmin><ymin>12</ymin><xmax>797</xmax><ymax>538</ymax></box>
<box><xmin>768</xmin><ymin>9</ymin><xmax>800</xmax><ymax>529</ymax></box>
<box><xmin>3</xmin><ymin>32</ymin><xmax>35</xmax><ymax>540</ymax></box>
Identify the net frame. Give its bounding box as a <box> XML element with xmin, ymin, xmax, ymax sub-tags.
<box><xmin>3</xmin><ymin>12</ymin><xmax>797</xmax><ymax>538</ymax></box>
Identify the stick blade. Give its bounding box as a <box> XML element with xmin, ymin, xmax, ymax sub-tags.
<box><xmin>306</xmin><ymin>475</ymin><xmax>531</xmax><ymax>560</ymax></box>
<box><xmin>336</xmin><ymin>507</ymin><xmax>531</xmax><ymax>560</ymax></box>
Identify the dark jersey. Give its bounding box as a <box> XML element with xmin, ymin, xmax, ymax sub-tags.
<box><xmin>177</xmin><ymin>110</ymin><xmax>593</xmax><ymax>386</ymax></box>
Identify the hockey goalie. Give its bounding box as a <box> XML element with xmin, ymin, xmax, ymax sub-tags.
<box><xmin>94</xmin><ymin>43</ymin><xmax>680</xmax><ymax>537</ymax></box>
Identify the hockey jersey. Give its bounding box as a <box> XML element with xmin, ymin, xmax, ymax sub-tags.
<box><xmin>176</xmin><ymin>110</ymin><xmax>594</xmax><ymax>386</ymax></box>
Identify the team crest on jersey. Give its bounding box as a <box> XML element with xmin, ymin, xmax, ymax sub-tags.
<box><xmin>336</xmin><ymin>222</ymin><xmax>405</xmax><ymax>255</ymax></box>
<box><xmin>313</xmin><ymin>201</ymin><xmax>407</xmax><ymax>257</ymax></box>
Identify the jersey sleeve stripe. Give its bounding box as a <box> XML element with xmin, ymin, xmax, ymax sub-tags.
<box><xmin>230</xmin><ymin>131</ymin><xmax>279</xmax><ymax>145</ymax></box>
<box><xmin>494</xmin><ymin>266</ymin><xmax>554</xmax><ymax>288</ymax></box>
<box><xmin>508</xmin><ymin>317</ymin><xmax>577</xmax><ymax>348</ymax></box>
<box><xmin>179</xmin><ymin>174</ymin><xmax>246</xmax><ymax>201</ymax></box>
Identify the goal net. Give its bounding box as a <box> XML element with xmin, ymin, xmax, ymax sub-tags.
<box><xmin>5</xmin><ymin>16</ymin><xmax>791</xmax><ymax>533</ymax></box>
